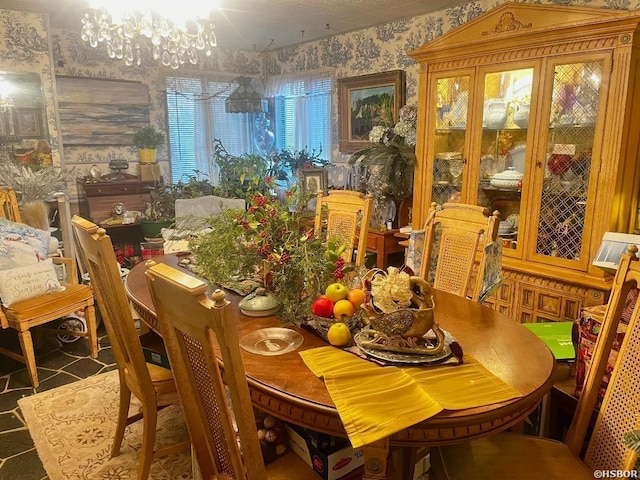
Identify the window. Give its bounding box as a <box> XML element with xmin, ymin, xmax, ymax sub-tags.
<box><xmin>166</xmin><ymin>75</ymin><xmax>253</xmax><ymax>184</ymax></box>
<box><xmin>166</xmin><ymin>70</ymin><xmax>333</xmax><ymax>184</ymax></box>
<box><xmin>267</xmin><ymin>71</ymin><xmax>333</xmax><ymax>162</ymax></box>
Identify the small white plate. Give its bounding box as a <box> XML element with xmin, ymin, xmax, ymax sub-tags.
<box><xmin>239</xmin><ymin>328</ymin><xmax>303</xmax><ymax>356</ymax></box>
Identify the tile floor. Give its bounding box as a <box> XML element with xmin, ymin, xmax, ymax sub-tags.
<box><xmin>0</xmin><ymin>321</ymin><xmax>115</xmax><ymax>480</ymax></box>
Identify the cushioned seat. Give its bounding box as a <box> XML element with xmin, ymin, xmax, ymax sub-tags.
<box><xmin>0</xmin><ymin>187</ymin><xmax>98</xmax><ymax>389</ymax></box>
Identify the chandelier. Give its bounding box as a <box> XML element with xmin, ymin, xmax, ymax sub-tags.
<box><xmin>80</xmin><ymin>1</ymin><xmax>217</xmax><ymax>69</ymax></box>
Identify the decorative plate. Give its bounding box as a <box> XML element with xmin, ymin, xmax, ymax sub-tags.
<box><xmin>353</xmin><ymin>330</ymin><xmax>455</xmax><ymax>365</ymax></box>
<box><xmin>506</xmin><ymin>213</ymin><xmax>520</xmax><ymax>230</ymax></box>
<box><xmin>239</xmin><ymin>328</ymin><xmax>304</xmax><ymax>356</ymax></box>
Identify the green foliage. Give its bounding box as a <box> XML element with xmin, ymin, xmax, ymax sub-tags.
<box><xmin>212</xmin><ymin>139</ymin><xmax>269</xmax><ymax>198</ymax></box>
<box><xmin>267</xmin><ymin>146</ymin><xmax>328</xmax><ymax>178</ymax></box>
<box><xmin>624</xmin><ymin>430</ymin><xmax>640</xmax><ymax>471</ymax></box>
<box><xmin>349</xmin><ymin>143</ymin><xmax>415</xmax><ymax>198</ymax></box>
<box><xmin>189</xmin><ymin>180</ymin><xmax>348</xmax><ymax>323</ymax></box>
<box><xmin>143</xmin><ymin>183</ymin><xmax>177</xmax><ymax>221</ymax></box>
<box><xmin>142</xmin><ymin>171</ymin><xmax>223</xmax><ymax>222</ymax></box>
<box><xmin>189</xmin><ymin>209</ymin><xmax>260</xmax><ymax>284</ymax></box>
<box><xmin>172</xmin><ymin>170</ymin><xmax>218</xmax><ymax>198</ymax></box>
<box><xmin>133</xmin><ymin>126</ymin><xmax>165</xmax><ymax>149</ymax></box>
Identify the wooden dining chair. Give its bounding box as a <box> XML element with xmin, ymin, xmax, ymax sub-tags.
<box><xmin>314</xmin><ymin>189</ymin><xmax>373</xmax><ymax>266</ymax></box>
<box><xmin>420</xmin><ymin>202</ymin><xmax>500</xmax><ymax>302</ymax></box>
<box><xmin>0</xmin><ymin>188</ymin><xmax>97</xmax><ymax>388</ymax></box>
<box><xmin>71</xmin><ymin>215</ymin><xmax>188</xmax><ymax>480</ymax></box>
<box><xmin>144</xmin><ymin>262</ymin><xmax>319</xmax><ymax>479</ymax></box>
<box><xmin>430</xmin><ymin>245</ymin><xmax>640</xmax><ymax>479</ymax></box>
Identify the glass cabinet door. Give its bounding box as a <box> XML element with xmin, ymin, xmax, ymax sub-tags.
<box><xmin>476</xmin><ymin>68</ymin><xmax>534</xmax><ymax>252</ymax></box>
<box><xmin>431</xmin><ymin>75</ymin><xmax>470</xmax><ymax>206</ymax></box>
<box><xmin>534</xmin><ymin>60</ymin><xmax>603</xmax><ymax>263</ymax></box>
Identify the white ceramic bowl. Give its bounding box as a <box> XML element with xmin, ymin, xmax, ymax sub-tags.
<box><xmin>498</xmin><ymin>220</ymin><xmax>514</xmax><ymax>235</ymax></box>
<box><xmin>490</xmin><ymin>167</ymin><xmax>523</xmax><ymax>189</ymax></box>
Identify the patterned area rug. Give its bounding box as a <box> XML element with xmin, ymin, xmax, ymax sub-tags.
<box><xmin>18</xmin><ymin>370</ymin><xmax>192</xmax><ymax>480</ymax></box>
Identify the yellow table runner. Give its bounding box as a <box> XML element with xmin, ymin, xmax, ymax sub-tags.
<box><xmin>300</xmin><ymin>346</ymin><xmax>523</xmax><ymax>448</ymax></box>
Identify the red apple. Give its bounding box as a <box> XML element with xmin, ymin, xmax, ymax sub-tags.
<box><xmin>312</xmin><ymin>295</ymin><xmax>334</xmax><ymax>318</ymax></box>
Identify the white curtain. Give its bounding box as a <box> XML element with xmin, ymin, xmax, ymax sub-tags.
<box><xmin>265</xmin><ymin>69</ymin><xmax>334</xmax><ymax>155</ymax></box>
<box><xmin>165</xmin><ymin>74</ymin><xmax>255</xmax><ymax>184</ymax></box>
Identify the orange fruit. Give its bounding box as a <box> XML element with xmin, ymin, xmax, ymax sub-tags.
<box><xmin>327</xmin><ymin>322</ymin><xmax>352</xmax><ymax>347</ymax></box>
<box><xmin>333</xmin><ymin>299</ymin><xmax>355</xmax><ymax>320</ymax></box>
<box><xmin>347</xmin><ymin>288</ymin><xmax>366</xmax><ymax>309</ymax></box>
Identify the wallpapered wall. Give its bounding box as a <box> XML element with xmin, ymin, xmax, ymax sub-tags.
<box><xmin>0</xmin><ymin>0</ymin><xmax>628</xmax><ymax>199</ymax></box>
<box><xmin>0</xmin><ymin>10</ymin><xmax>61</xmax><ymax>167</ymax></box>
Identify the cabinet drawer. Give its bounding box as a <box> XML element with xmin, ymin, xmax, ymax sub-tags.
<box><xmin>84</xmin><ymin>185</ymin><xmax>112</xmax><ymax>196</ymax></box>
<box><xmin>112</xmin><ymin>184</ymin><xmax>139</xmax><ymax>194</ymax></box>
<box><xmin>365</xmin><ymin>233</ymin><xmax>383</xmax><ymax>252</ymax></box>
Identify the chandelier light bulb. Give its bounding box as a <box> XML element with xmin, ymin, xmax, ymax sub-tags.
<box><xmin>80</xmin><ymin>4</ymin><xmax>217</xmax><ymax>69</ymax></box>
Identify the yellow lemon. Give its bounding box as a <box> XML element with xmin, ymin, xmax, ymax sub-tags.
<box><xmin>327</xmin><ymin>322</ymin><xmax>352</xmax><ymax>347</ymax></box>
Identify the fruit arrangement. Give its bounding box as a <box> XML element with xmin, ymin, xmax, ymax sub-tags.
<box><xmin>310</xmin><ymin>282</ymin><xmax>367</xmax><ymax>347</ymax></box>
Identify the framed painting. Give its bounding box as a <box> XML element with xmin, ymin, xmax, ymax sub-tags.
<box><xmin>14</xmin><ymin>108</ymin><xmax>44</xmax><ymax>138</ymax></box>
<box><xmin>300</xmin><ymin>168</ymin><xmax>327</xmax><ymax>194</ymax></box>
<box><xmin>338</xmin><ymin>70</ymin><xmax>406</xmax><ymax>152</ymax></box>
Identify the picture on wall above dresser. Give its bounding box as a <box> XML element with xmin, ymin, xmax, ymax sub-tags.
<box><xmin>56</xmin><ymin>76</ymin><xmax>150</xmax><ymax>146</ymax></box>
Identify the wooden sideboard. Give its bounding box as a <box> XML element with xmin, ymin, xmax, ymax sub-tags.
<box><xmin>77</xmin><ymin>178</ymin><xmax>157</xmax><ymax>224</ymax></box>
<box><xmin>361</xmin><ymin>228</ymin><xmax>406</xmax><ymax>269</ymax></box>
<box><xmin>76</xmin><ymin>178</ymin><xmax>158</xmax><ymax>255</ymax></box>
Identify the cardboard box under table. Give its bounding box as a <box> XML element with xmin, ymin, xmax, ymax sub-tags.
<box><xmin>286</xmin><ymin>423</ymin><xmax>363</xmax><ymax>480</ymax></box>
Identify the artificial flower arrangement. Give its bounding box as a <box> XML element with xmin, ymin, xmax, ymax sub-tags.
<box><xmin>349</xmin><ymin>104</ymin><xmax>417</xmax><ymax>199</ymax></box>
<box><xmin>189</xmin><ymin>177</ymin><xmax>355</xmax><ymax>323</ymax></box>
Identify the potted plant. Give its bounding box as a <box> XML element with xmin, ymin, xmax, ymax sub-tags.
<box><xmin>139</xmin><ymin>182</ymin><xmax>177</xmax><ymax>239</ymax></box>
<box><xmin>133</xmin><ymin>126</ymin><xmax>165</xmax><ymax>164</ymax></box>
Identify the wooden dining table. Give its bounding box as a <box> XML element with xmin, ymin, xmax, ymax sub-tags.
<box><xmin>125</xmin><ymin>254</ymin><xmax>556</xmax><ymax>480</ymax></box>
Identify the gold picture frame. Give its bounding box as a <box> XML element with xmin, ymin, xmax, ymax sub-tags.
<box><xmin>14</xmin><ymin>108</ymin><xmax>44</xmax><ymax>138</ymax></box>
<box><xmin>338</xmin><ymin>70</ymin><xmax>406</xmax><ymax>152</ymax></box>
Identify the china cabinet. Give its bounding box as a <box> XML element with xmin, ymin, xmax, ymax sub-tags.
<box><xmin>409</xmin><ymin>3</ymin><xmax>640</xmax><ymax>322</ymax></box>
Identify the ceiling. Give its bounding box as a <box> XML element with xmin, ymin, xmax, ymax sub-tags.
<box><xmin>0</xmin><ymin>0</ymin><xmax>471</xmax><ymax>51</ymax></box>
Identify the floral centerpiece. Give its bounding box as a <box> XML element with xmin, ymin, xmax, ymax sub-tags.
<box><xmin>349</xmin><ymin>104</ymin><xmax>417</xmax><ymax>228</ymax></box>
<box><xmin>189</xmin><ymin>178</ymin><xmax>354</xmax><ymax>323</ymax></box>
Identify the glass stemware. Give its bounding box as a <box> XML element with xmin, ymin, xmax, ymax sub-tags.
<box><xmin>449</xmin><ymin>158</ymin><xmax>464</xmax><ymax>186</ymax></box>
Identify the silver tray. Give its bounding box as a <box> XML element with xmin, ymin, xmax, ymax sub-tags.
<box><xmin>353</xmin><ymin>330</ymin><xmax>455</xmax><ymax>365</ymax></box>
<box><xmin>239</xmin><ymin>328</ymin><xmax>303</xmax><ymax>356</ymax></box>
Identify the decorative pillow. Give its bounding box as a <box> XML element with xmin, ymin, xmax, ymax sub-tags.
<box><xmin>0</xmin><ymin>218</ymin><xmax>51</xmax><ymax>260</ymax></box>
<box><xmin>0</xmin><ymin>237</ymin><xmax>40</xmax><ymax>270</ymax></box>
<box><xmin>0</xmin><ymin>258</ymin><xmax>64</xmax><ymax>307</ymax></box>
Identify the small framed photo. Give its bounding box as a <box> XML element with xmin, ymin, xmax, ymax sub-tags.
<box><xmin>14</xmin><ymin>108</ymin><xmax>44</xmax><ymax>138</ymax></box>
<box><xmin>300</xmin><ymin>168</ymin><xmax>327</xmax><ymax>194</ymax></box>
<box><xmin>338</xmin><ymin>70</ymin><xmax>406</xmax><ymax>152</ymax></box>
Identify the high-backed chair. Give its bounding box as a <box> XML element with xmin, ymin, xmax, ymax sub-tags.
<box><xmin>314</xmin><ymin>189</ymin><xmax>373</xmax><ymax>266</ymax></box>
<box><xmin>420</xmin><ymin>202</ymin><xmax>500</xmax><ymax>302</ymax></box>
<box><xmin>430</xmin><ymin>246</ymin><xmax>640</xmax><ymax>479</ymax></box>
<box><xmin>71</xmin><ymin>216</ymin><xmax>188</xmax><ymax>480</ymax></box>
<box><xmin>144</xmin><ymin>262</ymin><xmax>319</xmax><ymax>479</ymax></box>
<box><xmin>0</xmin><ymin>188</ymin><xmax>97</xmax><ymax>388</ymax></box>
